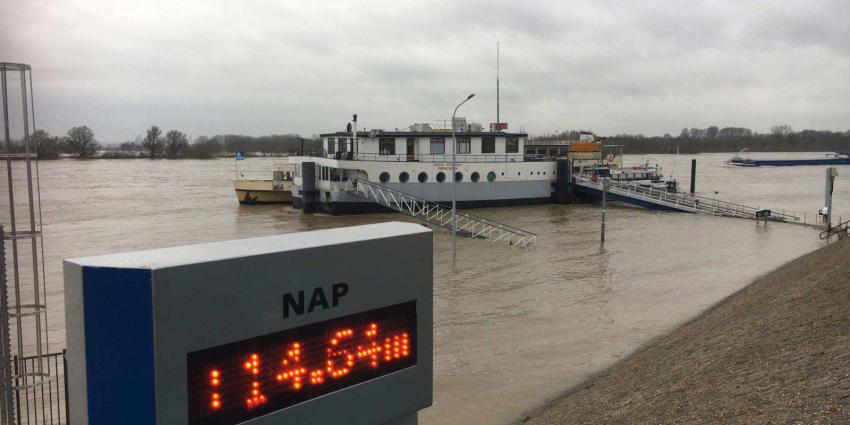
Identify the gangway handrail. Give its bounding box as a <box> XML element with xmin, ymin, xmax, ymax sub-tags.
<box><xmin>347</xmin><ymin>178</ymin><xmax>537</xmax><ymax>247</ymax></box>
<box><xmin>575</xmin><ymin>176</ymin><xmax>800</xmax><ymax>222</ymax></box>
<box><xmin>819</xmin><ymin>218</ymin><xmax>850</xmax><ymax>240</ymax></box>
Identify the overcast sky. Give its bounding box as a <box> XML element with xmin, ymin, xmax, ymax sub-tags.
<box><xmin>2</xmin><ymin>0</ymin><xmax>849</xmax><ymax>143</ymax></box>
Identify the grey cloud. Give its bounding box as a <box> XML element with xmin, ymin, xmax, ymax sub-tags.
<box><xmin>2</xmin><ymin>0</ymin><xmax>849</xmax><ymax>143</ymax></box>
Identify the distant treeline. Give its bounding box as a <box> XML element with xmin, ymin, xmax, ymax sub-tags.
<box><xmin>532</xmin><ymin>125</ymin><xmax>850</xmax><ymax>154</ymax></box>
<box><xmin>0</xmin><ymin>125</ymin><xmax>322</xmax><ymax>159</ymax></box>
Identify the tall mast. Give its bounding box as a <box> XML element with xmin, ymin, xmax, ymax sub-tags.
<box><xmin>496</xmin><ymin>42</ymin><xmax>500</xmax><ymax>124</ymax></box>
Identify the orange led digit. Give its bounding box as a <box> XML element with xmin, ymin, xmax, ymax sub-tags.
<box><xmin>276</xmin><ymin>342</ymin><xmax>307</xmax><ymax>390</ymax></box>
<box><xmin>326</xmin><ymin>328</ymin><xmax>355</xmax><ymax>378</ymax></box>
<box><xmin>187</xmin><ymin>301</ymin><xmax>417</xmax><ymax>425</ymax></box>
<box><xmin>356</xmin><ymin>323</ymin><xmax>382</xmax><ymax>368</ymax></box>
<box><xmin>243</xmin><ymin>354</ymin><xmax>267</xmax><ymax>409</ymax></box>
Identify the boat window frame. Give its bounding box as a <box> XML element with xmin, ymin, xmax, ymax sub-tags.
<box><xmin>506</xmin><ymin>137</ymin><xmax>519</xmax><ymax>153</ymax></box>
<box><xmin>456</xmin><ymin>137</ymin><xmax>471</xmax><ymax>154</ymax></box>
<box><xmin>481</xmin><ymin>137</ymin><xmax>496</xmax><ymax>154</ymax></box>
<box><xmin>379</xmin><ymin>137</ymin><xmax>396</xmax><ymax>155</ymax></box>
<box><xmin>430</xmin><ymin>138</ymin><xmax>445</xmax><ymax>155</ymax></box>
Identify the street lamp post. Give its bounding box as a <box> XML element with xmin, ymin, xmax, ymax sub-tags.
<box><xmin>452</xmin><ymin>93</ymin><xmax>475</xmax><ymax>261</ymax></box>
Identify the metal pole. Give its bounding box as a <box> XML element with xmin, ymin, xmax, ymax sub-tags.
<box><xmin>1</xmin><ymin>68</ymin><xmax>25</xmax><ymax>371</ymax></box>
<box><xmin>20</xmin><ymin>69</ymin><xmax>45</xmax><ymax>369</ymax></box>
<box><xmin>601</xmin><ymin>178</ymin><xmax>608</xmax><ymax>244</ymax></box>
<box><xmin>0</xmin><ymin>225</ymin><xmax>14</xmax><ymax>424</ymax></box>
<box><xmin>825</xmin><ymin>167</ymin><xmax>836</xmax><ymax>229</ymax></box>
<box><xmin>451</xmin><ymin>94</ymin><xmax>475</xmax><ymax>261</ymax></box>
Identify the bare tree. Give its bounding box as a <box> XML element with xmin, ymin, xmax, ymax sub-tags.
<box><xmin>65</xmin><ymin>125</ymin><xmax>99</xmax><ymax>158</ymax></box>
<box><xmin>186</xmin><ymin>135</ymin><xmax>224</xmax><ymax>159</ymax></box>
<box><xmin>143</xmin><ymin>125</ymin><xmax>164</xmax><ymax>159</ymax></box>
<box><xmin>770</xmin><ymin>125</ymin><xmax>794</xmax><ymax>136</ymax></box>
<box><xmin>164</xmin><ymin>130</ymin><xmax>188</xmax><ymax>157</ymax></box>
<box><xmin>33</xmin><ymin>130</ymin><xmax>61</xmax><ymax>159</ymax></box>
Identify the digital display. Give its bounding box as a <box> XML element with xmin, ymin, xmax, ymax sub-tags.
<box><xmin>186</xmin><ymin>301</ymin><xmax>417</xmax><ymax>425</ymax></box>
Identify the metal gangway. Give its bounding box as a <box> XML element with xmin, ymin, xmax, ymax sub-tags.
<box><xmin>575</xmin><ymin>176</ymin><xmax>801</xmax><ymax>222</ymax></box>
<box><xmin>346</xmin><ymin>178</ymin><xmax>537</xmax><ymax>248</ymax></box>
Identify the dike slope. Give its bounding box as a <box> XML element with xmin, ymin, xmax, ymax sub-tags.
<box><xmin>524</xmin><ymin>238</ymin><xmax>850</xmax><ymax>424</ymax></box>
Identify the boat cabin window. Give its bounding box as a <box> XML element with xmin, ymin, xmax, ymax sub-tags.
<box><xmin>430</xmin><ymin>138</ymin><xmax>445</xmax><ymax>155</ymax></box>
<box><xmin>379</xmin><ymin>138</ymin><xmax>395</xmax><ymax>155</ymax></box>
<box><xmin>327</xmin><ymin>138</ymin><xmax>335</xmax><ymax>154</ymax></box>
<box><xmin>482</xmin><ymin>137</ymin><xmax>495</xmax><ymax>154</ymax></box>
<box><xmin>456</xmin><ymin>137</ymin><xmax>471</xmax><ymax>154</ymax></box>
<box><xmin>337</xmin><ymin>138</ymin><xmax>348</xmax><ymax>153</ymax></box>
<box><xmin>379</xmin><ymin>172</ymin><xmax>390</xmax><ymax>183</ymax></box>
<box><xmin>506</xmin><ymin>137</ymin><xmax>519</xmax><ymax>153</ymax></box>
<box><xmin>273</xmin><ymin>170</ymin><xmax>293</xmax><ymax>181</ymax></box>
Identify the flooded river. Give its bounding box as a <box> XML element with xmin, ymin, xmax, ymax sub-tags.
<box><xmin>2</xmin><ymin>152</ymin><xmax>847</xmax><ymax>424</ymax></box>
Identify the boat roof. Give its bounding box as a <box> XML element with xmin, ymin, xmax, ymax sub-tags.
<box><xmin>320</xmin><ymin>130</ymin><xmax>528</xmax><ymax>138</ymax></box>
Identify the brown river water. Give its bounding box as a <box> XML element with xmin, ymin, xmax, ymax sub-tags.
<box><xmin>1</xmin><ymin>152</ymin><xmax>847</xmax><ymax>424</ymax></box>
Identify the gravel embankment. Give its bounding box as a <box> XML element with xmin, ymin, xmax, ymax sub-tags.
<box><xmin>523</xmin><ymin>238</ymin><xmax>850</xmax><ymax>424</ymax></box>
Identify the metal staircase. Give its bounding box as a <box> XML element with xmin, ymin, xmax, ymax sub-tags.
<box><xmin>575</xmin><ymin>177</ymin><xmax>801</xmax><ymax>222</ymax></box>
<box><xmin>346</xmin><ymin>178</ymin><xmax>537</xmax><ymax>248</ymax></box>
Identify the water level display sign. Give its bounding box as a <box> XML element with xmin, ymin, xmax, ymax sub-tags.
<box><xmin>187</xmin><ymin>301</ymin><xmax>417</xmax><ymax>425</ymax></box>
<box><xmin>64</xmin><ymin>222</ymin><xmax>433</xmax><ymax>425</ymax></box>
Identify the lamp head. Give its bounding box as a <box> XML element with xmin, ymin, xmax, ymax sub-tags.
<box><xmin>467</xmin><ymin>94</ymin><xmax>476</xmax><ymax>100</ymax></box>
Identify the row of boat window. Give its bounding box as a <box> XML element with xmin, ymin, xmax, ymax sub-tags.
<box><xmin>378</xmin><ymin>170</ymin><xmax>548</xmax><ymax>183</ymax></box>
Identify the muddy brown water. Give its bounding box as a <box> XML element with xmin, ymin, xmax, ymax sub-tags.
<box><xmin>1</xmin><ymin>152</ymin><xmax>846</xmax><ymax>424</ymax></box>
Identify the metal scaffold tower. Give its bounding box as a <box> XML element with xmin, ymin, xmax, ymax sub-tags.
<box><xmin>1</xmin><ymin>63</ymin><xmax>53</xmax><ymax>424</ymax></box>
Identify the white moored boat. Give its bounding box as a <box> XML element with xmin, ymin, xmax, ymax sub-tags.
<box><xmin>288</xmin><ymin>120</ymin><xmax>558</xmax><ymax>214</ymax></box>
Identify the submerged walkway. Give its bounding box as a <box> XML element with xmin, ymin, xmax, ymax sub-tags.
<box><xmin>574</xmin><ymin>177</ymin><xmax>801</xmax><ymax>222</ymax></box>
<box><xmin>524</xmin><ymin>238</ymin><xmax>850</xmax><ymax>424</ymax></box>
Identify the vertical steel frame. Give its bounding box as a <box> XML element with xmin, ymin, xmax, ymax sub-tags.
<box><xmin>1</xmin><ymin>62</ymin><xmax>52</xmax><ymax>425</ymax></box>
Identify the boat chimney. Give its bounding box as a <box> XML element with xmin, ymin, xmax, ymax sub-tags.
<box><xmin>352</xmin><ymin>114</ymin><xmax>358</xmax><ymax>155</ymax></box>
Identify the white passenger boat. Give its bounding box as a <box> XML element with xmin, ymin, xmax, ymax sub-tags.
<box><xmin>288</xmin><ymin>121</ymin><xmax>559</xmax><ymax>214</ymax></box>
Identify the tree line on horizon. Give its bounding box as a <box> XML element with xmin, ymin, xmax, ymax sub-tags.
<box><xmin>0</xmin><ymin>125</ymin><xmax>322</xmax><ymax>159</ymax></box>
<box><xmin>532</xmin><ymin>125</ymin><xmax>850</xmax><ymax>154</ymax></box>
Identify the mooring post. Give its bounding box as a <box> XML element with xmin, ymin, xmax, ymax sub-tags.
<box><xmin>690</xmin><ymin>159</ymin><xmax>696</xmax><ymax>194</ymax></box>
<box><xmin>601</xmin><ymin>178</ymin><xmax>608</xmax><ymax>244</ymax></box>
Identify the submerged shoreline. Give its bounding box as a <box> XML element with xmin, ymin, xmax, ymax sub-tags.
<box><xmin>521</xmin><ymin>238</ymin><xmax>850</xmax><ymax>424</ymax></box>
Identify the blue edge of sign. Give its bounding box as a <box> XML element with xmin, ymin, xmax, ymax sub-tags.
<box><xmin>82</xmin><ymin>267</ymin><xmax>155</xmax><ymax>425</ymax></box>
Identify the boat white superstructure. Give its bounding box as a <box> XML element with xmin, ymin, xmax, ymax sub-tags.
<box><xmin>288</xmin><ymin>123</ymin><xmax>557</xmax><ymax>214</ymax></box>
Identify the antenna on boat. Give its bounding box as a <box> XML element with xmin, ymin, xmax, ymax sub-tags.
<box><xmin>496</xmin><ymin>41</ymin><xmax>500</xmax><ymax>124</ymax></box>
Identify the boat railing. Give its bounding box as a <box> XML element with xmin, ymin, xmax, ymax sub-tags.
<box><xmin>289</xmin><ymin>151</ymin><xmax>551</xmax><ymax>163</ymax></box>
